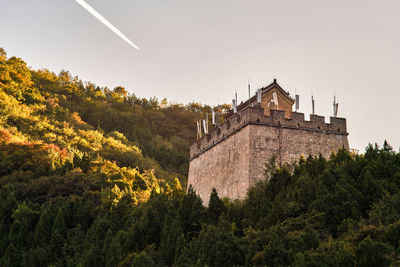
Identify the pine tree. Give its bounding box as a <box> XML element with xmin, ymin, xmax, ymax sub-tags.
<box><xmin>207</xmin><ymin>188</ymin><xmax>226</xmax><ymax>225</ymax></box>
<box><xmin>52</xmin><ymin>208</ymin><xmax>67</xmax><ymax>236</ymax></box>
<box><xmin>34</xmin><ymin>209</ymin><xmax>52</xmax><ymax>245</ymax></box>
<box><xmin>1</xmin><ymin>243</ymin><xmax>22</xmax><ymax>267</ymax></box>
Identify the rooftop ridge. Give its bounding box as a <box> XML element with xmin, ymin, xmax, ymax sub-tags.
<box><xmin>225</xmin><ymin>80</ymin><xmax>294</xmax><ymax>118</ymax></box>
<box><xmin>190</xmin><ymin>105</ymin><xmax>348</xmax><ymax>160</ymax></box>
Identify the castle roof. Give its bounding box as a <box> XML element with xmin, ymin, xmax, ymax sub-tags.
<box><xmin>226</xmin><ymin>79</ymin><xmax>294</xmax><ymax>118</ymax></box>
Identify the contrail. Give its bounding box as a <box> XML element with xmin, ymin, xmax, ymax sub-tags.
<box><xmin>75</xmin><ymin>0</ymin><xmax>140</xmax><ymax>51</ymax></box>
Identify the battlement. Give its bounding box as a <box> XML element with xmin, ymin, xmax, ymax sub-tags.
<box><xmin>188</xmin><ymin>80</ymin><xmax>350</xmax><ymax>204</ymax></box>
<box><xmin>190</xmin><ymin>105</ymin><xmax>348</xmax><ymax>159</ymax></box>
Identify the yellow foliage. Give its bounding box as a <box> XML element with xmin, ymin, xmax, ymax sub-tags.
<box><xmin>70</xmin><ymin>112</ymin><xmax>87</xmax><ymax>126</ymax></box>
<box><xmin>0</xmin><ymin>90</ymin><xmax>32</xmax><ymax>122</ymax></box>
<box><xmin>43</xmin><ymin>132</ymin><xmax>57</xmax><ymax>142</ymax></box>
<box><xmin>78</xmin><ymin>129</ymin><xmax>103</xmax><ymax>145</ymax></box>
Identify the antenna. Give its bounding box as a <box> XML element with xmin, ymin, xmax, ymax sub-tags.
<box><xmin>248</xmin><ymin>79</ymin><xmax>251</xmax><ymax>106</ymax></box>
<box><xmin>196</xmin><ymin>121</ymin><xmax>200</xmax><ymax>140</ymax></box>
<box><xmin>212</xmin><ymin>109</ymin><xmax>216</xmax><ymax>125</ymax></box>
<box><xmin>311</xmin><ymin>95</ymin><xmax>315</xmax><ymax>114</ymax></box>
<box><xmin>202</xmin><ymin>119</ymin><xmax>208</xmax><ymax>135</ymax></box>
<box><xmin>235</xmin><ymin>87</ymin><xmax>238</xmax><ymax>106</ymax></box>
<box><xmin>197</xmin><ymin>120</ymin><xmax>202</xmax><ymax>140</ymax></box>
<box><xmin>235</xmin><ymin>91</ymin><xmax>237</xmax><ymax>107</ymax></box>
<box><xmin>333</xmin><ymin>91</ymin><xmax>339</xmax><ymax>117</ymax></box>
<box><xmin>335</xmin><ymin>103</ymin><xmax>339</xmax><ymax>117</ymax></box>
<box><xmin>257</xmin><ymin>89</ymin><xmax>262</xmax><ymax>103</ymax></box>
<box><xmin>295</xmin><ymin>94</ymin><xmax>300</xmax><ymax>111</ymax></box>
<box><xmin>333</xmin><ymin>93</ymin><xmax>336</xmax><ymax>116</ymax></box>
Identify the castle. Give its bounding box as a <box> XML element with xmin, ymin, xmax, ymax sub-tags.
<box><xmin>188</xmin><ymin>80</ymin><xmax>349</xmax><ymax>204</ymax></box>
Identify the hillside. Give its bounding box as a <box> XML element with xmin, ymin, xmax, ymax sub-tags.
<box><xmin>1</xmin><ymin>49</ymin><xmax>400</xmax><ymax>266</ymax></box>
<box><xmin>0</xmin><ymin>48</ymin><xmax>231</xmax><ymax>185</ymax></box>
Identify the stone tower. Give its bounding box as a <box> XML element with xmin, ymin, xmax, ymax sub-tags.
<box><xmin>188</xmin><ymin>80</ymin><xmax>349</xmax><ymax>204</ymax></box>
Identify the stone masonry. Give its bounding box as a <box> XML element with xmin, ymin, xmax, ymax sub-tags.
<box><xmin>188</xmin><ymin>81</ymin><xmax>349</xmax><ymax>205</ymax></box>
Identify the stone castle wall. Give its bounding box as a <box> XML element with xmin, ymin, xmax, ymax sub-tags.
<box><xmin>188</xmin><ymin>126</ymin><xmax>251</xmax><ymax>204</ymax></box>
<box><xmin>188</xmin><ymin>106</ymin><xmax>349</xmax><ymax>204</ymax></box>
<box><xmin>247</xmin><ymin>123</ymin><xmax>349</xmax><ymax>185</ymax></box>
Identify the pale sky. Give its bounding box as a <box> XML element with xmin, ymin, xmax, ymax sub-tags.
<box><xmin>1</xmin><ymin>0</ymin><xmax>399</xmax><ymax>152</ymax></box>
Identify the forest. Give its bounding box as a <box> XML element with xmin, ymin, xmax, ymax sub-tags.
<box><xmin>1</xmin><ymin>48</ymin><xmax>400</xmax><ymax>266</ymax></box>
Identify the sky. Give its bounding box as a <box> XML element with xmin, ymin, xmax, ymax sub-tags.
<box><xmin>1</xmin><ymin>0</ymin><xmax>399</xmax><ymax>152</ymax></box>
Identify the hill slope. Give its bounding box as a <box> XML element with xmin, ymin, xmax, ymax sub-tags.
<box><xmin>0</xmin><ymin>48</ymin><xmax>230</xmax><ymax>185</ymax></box>
<box><xmin>1</xmin><ymin>49</ymin><xmax>400</xmax><ymax>266</ymax></box>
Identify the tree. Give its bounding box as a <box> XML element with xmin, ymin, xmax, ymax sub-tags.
<box><xmin>131</xmin><ymin>251</ymin><xmax>155</xmax><ymax>267</ymax></box>
<box><xmin>207</xmin><ymin>188</ymin><xmax>226</xmax><ymax>225</ymax></box>
<box><xmin>176</xmin><ymin>221</ymin><xmax>244</xmax><ymax>267</ymax></box>
<box><xmin>34</xmin><ymin>209</ymin><xmax>52</xmax><ymax>245</ymax></box>
<box><xmin>52</xmin><ymin>208</ymin><xmax>67</xmax><ymax>236</ymax></box>
<box><xmin>113</xmin><ymin>86</ymin><xmax>128</xmax><ymax>99</ymax></box>
<box><xmin>178</xmin><ymin>186</ymin><xmax>204</xmax><ymax>236</ymax></box>
<box><xmin>355</xmin><ymin>236</ymin><xmax>393</xmax><ymax>267</ymax></box>
<box><xmin>1</xmin><ymin>243</ymin><xmax>22</xmax><ymax>267</ymax></box>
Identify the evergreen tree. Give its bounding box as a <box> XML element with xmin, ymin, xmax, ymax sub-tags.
<box><xmin>207</xmin><ymin>188</ymin><xmax>226</xmax><ymax>225</ymax></box>
<box><xmin>34</xmin><ymin>209</ymin><xmax>52</xmax><ymax>245</ymax></box>
<box><xmin>1</xmin><ymin>243</ymin><xmax>22</xmax><ymax>267</ymax></box>
<box><xmin>355</xmin><ymin>236</ymin><xmax>393</xmax><ymax>267</ymax></box>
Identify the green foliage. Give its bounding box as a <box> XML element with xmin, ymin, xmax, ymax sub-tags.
<box><xmin>129</xmin><ymin>251</ymin><xmax>155</xmax><ymax>267</ymax></box>
<box><xmin>176</xmin><ymin>221</ymin><xmax>244</xmax><ymax>266</ymax></box>
<box><xmin>207</xmin><ymin>188</ymin><xmax>226</xmax><ymax>225</ymax></box>
<box><xmin>2</xmin><ymin>48</ymin><xmax>400</xmax><ymax>266</ymax></box>
<box><xmin>355</xmin><ymin>236</ymin><xmax>393</xmax><ymax>267</ymax></box>
<box><xmin>1</xmin><ymin>243</ymin><xmax>22</xmax><ymax>267</ymax></box>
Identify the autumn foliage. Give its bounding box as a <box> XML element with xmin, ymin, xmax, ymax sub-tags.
<box><xmin>1</xmin><ymin>48</ymin><xmax>400</xmax><ymax>266</ymax></box>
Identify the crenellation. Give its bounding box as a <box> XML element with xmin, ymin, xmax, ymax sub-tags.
<box><xmin>190</xmin><ymin>106</ymin><xmax>348</xmax><ymax>160</ymax></box>
<box><xmin>188</xmin><ymin>81</ymin><xmax>350</xmax><ymax>204</ymax></box>
<box><xmin>291</xmin><ymin>112</ymin><xmax>305</xmax><ymax>122</ymax></box>
<box><xmin>329</xmin><ymin>116</ymin><xmax>347</xmax><ymax>132</ymax></box>
<box><xmin>270</xmin><ymin>109</ymin><xmax>286</xmax><ymax>122</ymax></box>
<box><xmin>310</xmin><ymin>114</ymin><xmax>325</xmax><ymax>123</ymax></box>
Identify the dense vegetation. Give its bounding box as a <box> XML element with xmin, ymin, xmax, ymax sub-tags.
<box><xmin>1</xmin><ymin>49</ymin><xmax>400</xmax><ymax>266</ymax></box>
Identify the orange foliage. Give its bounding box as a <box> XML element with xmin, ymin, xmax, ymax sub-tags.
<box><xmin>0</xmin><ymin>128</ymin><xmax>12</xmax><ymax>142</ymax></box>
<box><xmin>43</xmin><ymin>143</ymin><xmax>70</xmax><ymax>161</ymax></box>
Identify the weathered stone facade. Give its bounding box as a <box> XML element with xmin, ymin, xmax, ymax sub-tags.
<box><xmin>188</xmin><ymin>81</ymin><xmax>349</xmax><ymax>205</ymax></box>
<box><xmin>260</xmin><ymin>86</ymin><xmax>294</xmax><ymax>119</ymax></box>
